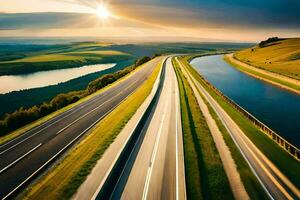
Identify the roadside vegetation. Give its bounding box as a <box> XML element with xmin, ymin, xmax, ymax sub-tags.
<box><xmin>0</xmin><ymin>56</ymin><xmax>151</xmax><ymax>139</ymax></box>
<box><xmin>173</xmin><ymin>60</ymin><xmax>234</xmax><ymax>200</ymax></box>
<box><xmin>22</xmin><ymin>58</ymin><xmax>162</xmax><ymax>200</ymax></box>
<box><xmin>234</xmin><ymin>38</ymin><xmax>300</xmax><ymax>80</ymax></box>
<box><xmin>199</xmin><ymin>86</ymin><xmax>268</xmax><ymax>199</ymax></box>
<box><xmin>179</xmin><ymin>56</ymin><xmax>300</xmax><ymax>187</ymax></box>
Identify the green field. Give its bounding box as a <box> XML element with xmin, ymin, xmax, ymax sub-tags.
<box><xmin>179</xmin><ymin>56</ymin><xmax>300</xmax><ymax>188</ymax></box>
<box><xmin>173</xmin><ymin>59</ymin><xmax>234</xmax><ymax>200</ymax></box>
<box><xmin>22</xmin><ymin>59</ymin><xmax>162</xmax><ymax>200</ymax></box>
<box><xmin>0</xmin><ymin>42</ymin><xmax>132</xmax><ymax>75</ymax></box>
<box><xmin>234</xmin><ymin>38</ymin><xmax>300</xmax><ymax>80</ymax></box>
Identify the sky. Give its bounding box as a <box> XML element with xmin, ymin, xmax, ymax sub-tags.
<box><xmin>0</xmin><ymin>0</ymin><xmax>299</xmax><ymax>42</ymax></box>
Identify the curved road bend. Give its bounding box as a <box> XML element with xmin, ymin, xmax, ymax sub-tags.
<box><xmin>0</xmin><ymin>57</ymin><xmax>162</xmax><ymax>200</ymax></box>
<box><xmin>178</xmin><ymin>58</ymin><xmax>300</xmax><ymax>200</ymax></box>
<box><xmin>104</xmin><ymin>57</ymin><xmax>186</xmax><ymax>200</ymax></box>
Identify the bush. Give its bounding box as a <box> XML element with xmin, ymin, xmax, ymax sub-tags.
<box><xmin>135</xmin><ymin>56</ymin><xmax>151</xmax><ymax>66</ymax></box>
<box><xmin>259</xmin><ymin>37</ymin><xmax>283</xmax><ymax>48</ymax></box>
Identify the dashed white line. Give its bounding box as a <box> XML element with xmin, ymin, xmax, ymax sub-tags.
<box><xmin>0</xmin><ymin>143</ymin><xmax>42</xmax><ymax>174</ymax></box>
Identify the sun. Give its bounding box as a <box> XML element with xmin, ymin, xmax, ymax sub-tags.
<box><xmin>96</xmin><ymin>4</ymin><xmax>110</xmax><ymax>19</ymax></box>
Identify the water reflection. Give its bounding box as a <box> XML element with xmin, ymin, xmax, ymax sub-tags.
<box><xmin>0</xmin><ymin>63</ymin><xmax>115</xmax><ymax>94</ymax></box>
<box><xmin>191</xmin><ymin>55</ymin><xmax>300</xmax><ymax>147</ymax></box>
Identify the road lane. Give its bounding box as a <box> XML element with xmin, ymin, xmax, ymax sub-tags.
<box><xmin>0</xmin><ymin>57</ymin><xmax>161</xmax><ymax>200</ymax></box>
<box><xmin>116</xmin><ymin>57</ymin><xmax>186</xmax><ymax>200</ymax></box>
<box><xmin>178</xmin><ymin>57</ymin><xmax>300</xmax><ymax>200</ymax></box>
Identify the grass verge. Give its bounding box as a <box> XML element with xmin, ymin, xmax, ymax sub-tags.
<box><xmin>200</xmin><ymin>88</ymin><xmax>269</xmax><ymax>199</ymax></box>
<box><xmin>180</xmin><ymin>56</ymin><xmax>300</xmax><ymax>187</ymax></box>
<box><xmin>173</xmin><ymin>60</ymin><xmax>234</xmax><ymax>200</ymax></box>
<box><xmin>21</xmin><ymin>60</ymin><xmax>162</xmax><ymax>200</ymax></box>
<box><xmin>224</xmin><ymin>55</ymin><xmax>300</xmax><ymax>93</ymax></box>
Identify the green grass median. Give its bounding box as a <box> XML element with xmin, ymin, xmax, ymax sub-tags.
<box><xmin>22</xmin><ymin>60</ymin><xmax>163</xmax><ymax>200</ymax></box>
<box><xmin>173</xmin><ymin>59</ymin><xmax>234</xmax><ymax>200</ymax></box>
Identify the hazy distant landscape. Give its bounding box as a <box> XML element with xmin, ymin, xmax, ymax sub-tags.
<box><xmin>0</xmin><ymin>40</ymin><xmax>250</xmax><ymax>117</ymax></box>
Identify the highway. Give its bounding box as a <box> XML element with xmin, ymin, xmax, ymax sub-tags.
<box><xmin>177</xmin><ymin>57</ymin><xmax>300</xmax><ymax>200</ymax></box>
<box><xmin>0</xmin><ymin>57</ymin><xmax>161</xmax><ymax>200</ymax></box>
<box><xmin>95</xmin><ymin>57</ymin><xmax>186</xmax><ymax>200</ymax></box>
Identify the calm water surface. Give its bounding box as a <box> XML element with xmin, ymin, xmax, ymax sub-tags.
<box><xmin>191</xmin><ymin>55</ymin><xmax>300</xmax><ymax>147</ymax></box>
<box><xmin>0</xmin><ymin>63</ymin><xmax>115</xmax><ymax>94</ymax></box>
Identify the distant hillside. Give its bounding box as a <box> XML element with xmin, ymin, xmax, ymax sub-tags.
<box><xmin>234</xmin><ymin>38</ymin><xmax>300</xmax><ymax>80</ymax></box>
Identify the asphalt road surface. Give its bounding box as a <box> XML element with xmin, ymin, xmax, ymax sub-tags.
<box><xmin>105</xmin><ymin>57</ymin><xmax>186</xmax><ymax>200</ymax></box>
<box><xmin>0</xmin><ymin>57</ymin><xmax>161</xmax><ymax>200</ymax></box>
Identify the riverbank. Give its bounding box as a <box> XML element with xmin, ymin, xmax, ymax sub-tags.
<box><xmin>181</xmin><ymin>55</ymin><xmax>300</xmax><ymax>188</ymax></box>
<box><xmin>225</xmin><ymin>54</ymin><xmax>300</xmax><ymax>95</ymax></box>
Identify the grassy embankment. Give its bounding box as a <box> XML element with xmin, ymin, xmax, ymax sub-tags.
<box><xmin>173</xmin><ymin>60</ymin><xmax>234</xmax><ymax>200</ymax></box>
<box><xmin>224</xmin><ymin>55</ymin><xmax>300</xmax><ymax>93</ymax></box>
<box><xmin>0</xmin><ymin>56</ymin><xmax>151</xmax><ymax>145</ymax></box>
<box><xmin>227</xmin><ymin>38</ymin><xmax>300</xmax><ymax>93</ymax></box>
<box><xmin>234</xmin><ymin>38</ymin><xmax>300</xmax><ymax>80</ymax></box>
<box><xmin>22</xmin><ymin>58</ymin><xmax>162</xmax><ymax>200</ymax></box>
<box><xmin>179</xmin><ymin>56</ymin><xmax>300</xmax><ymax>187</ymax></box>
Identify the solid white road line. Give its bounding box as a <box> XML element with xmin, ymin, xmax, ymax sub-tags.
<box><xmin>174</xmin><ymin>69</ymin><xmax>179</xmax><ymax>200</ymax></box>
<box><xmin>142</xmin><ymin>95</ymin><xmax>169</xmax><ymax>200</ymax></box>
<box><xmin>142</xmin><ymin>113</ymin><xmax>167</xmax><ymax>200</ymax></box>
<box><xmin>2</xmin><ymin>74</ymin><xmax>145</xmax><ymax>200</ymax></box>
<box><xmin>91</xmin><ymin>59</ymin><xmax>165</xmax><ymax>200</ymax></box>
<box><xmin>0</xmin><ymin>143</ymin><xmax>42</xmax><ymax>174</ymax></box>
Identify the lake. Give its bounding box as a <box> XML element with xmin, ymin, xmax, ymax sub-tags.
<box><xmin>0</xmin><ymin>63</ymin><xmax>115</xmax><ymax>94</ymax></box>
<box><xmin>190</xmin><ymin>55</ymin><xmax>300</xmax><ymax>148</ymax></box>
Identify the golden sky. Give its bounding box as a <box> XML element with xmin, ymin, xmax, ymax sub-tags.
<box><xmin>0</xmin><ymin>0</ymin><xmax>299</xmax><ymax>42</ymax></box>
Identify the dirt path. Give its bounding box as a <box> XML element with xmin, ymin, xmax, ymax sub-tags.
<box><xmin>226</xmin><ymin>54</ymin><xmax>300</xmax><ymax>95</ymax></box>
<box><xmin>176</xmin><ymin>58</ymin><xmax>250</xmax><ymax>200</ymax></box>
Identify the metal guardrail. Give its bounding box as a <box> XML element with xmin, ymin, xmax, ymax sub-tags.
<box><xmin>184</xmin><ymin>57</ymin><xmax>300</xmax><ymax>161</ymax></box>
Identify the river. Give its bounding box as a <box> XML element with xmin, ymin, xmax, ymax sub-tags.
<box><xmin>0</xmin><ymin>63</ymin><xmax>115</xmax><ymax>94</ymax></box>
<box><xmin>190</xmin><ymin>55</ymin><xmax>300</xmax><ymax>148</ymax></box>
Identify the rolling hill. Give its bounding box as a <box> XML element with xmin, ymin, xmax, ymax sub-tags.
<box><xmin>234</xmin><ymin>38</ymin><xmax>300</xmax><ymax>80</ymax></box>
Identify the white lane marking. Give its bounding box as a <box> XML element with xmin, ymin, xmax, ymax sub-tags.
<box><xmin>92</xmin><ymin>58</ymin><xmax>166</xmax><ymax>200</ymax></box>
<box><xmin>142</xmin><ymin>85</ymin><xmax>169</xmax><ymax>200</ymax></box>
<box><xmin>0</xmin><ymin>78</ymin><xmax>138</xmax><ymax>156</ymax></box>
<box><xmin>0</xmin><ymin>99</ymin><xmax>99</xmax><ymax>153</ymax></box>
<box><xmin>2</xmin><ymin>72</ymin><xmax>148</xmax><ymax>200</ymax></box>
<box><xmin>55</xmin><ymin>83</ymin><xmax>136</xmax><ymax>135</ymax></box>
<box><xmin>174</xmin><ymin>71</ymin><xmax>179</xmax><ymax>200</ymax></box>
<box><xmin>142</xmin><ymin>111</ymin><xmax>167</xmax><ymax>200</ymax></box>
<box><xmin>0</xmin><ymin>143</ymin><xmax>42</xmax><ymax>174</ymax></box>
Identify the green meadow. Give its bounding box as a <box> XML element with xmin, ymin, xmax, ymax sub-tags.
<box><xmin>234</xmin><ymin>38</ymin><xmax>300</xmax><ymax>80</ymax></box>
